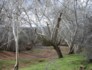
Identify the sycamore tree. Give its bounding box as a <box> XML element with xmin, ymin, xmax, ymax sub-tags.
<box><xmin>82</xmin><ymin>0</ymin><xmax>92</xmax><ymax>62</ymax></box>
<box><xmin>2</xmin><ymin>0</ymin><xmax>23</xmax><ymax>69</ymax></box>
<box><xmin>32</xmin><ymin>0</ymin><xmax>64</xmax><ymax>58</ymax></box>
<box><xmin>60</xmin><ymin>0</ymin><xmax>92</xmax><ymax>62</ymax></box>
<box><xmin>21</xmin><ymin>0</ymin><xmax>64</xmax><ymax>58</ymax></box>
<box><xmin>10</xmin><ymin>0</ymin><xmax>24</xmax><ymax>69</ymax></box>
<box><xmin>57</xmin><ymin>0</ymin><xmax>90</xmax><ymax>54</ymax></box>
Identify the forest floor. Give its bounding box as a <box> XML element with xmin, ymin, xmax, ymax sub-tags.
<box><xmin>0</xmin><ymin>46</ymin><xmax>69</xmax><ymax>70</ymax></box>
<box><xmin>0</xmin><ymin>46</ymin><xmax>92</xmax><ymax>70</ymax></box>
<box><xmin>0</xmin><ymin>46</ymin><xmax>69</xmax><ymax>60</ymax></box>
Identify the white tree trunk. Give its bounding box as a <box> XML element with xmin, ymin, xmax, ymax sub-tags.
<box><xmin>12</xmin><ymin>18</ymin><xmax>19</xmax><ymax>70</ymax></box>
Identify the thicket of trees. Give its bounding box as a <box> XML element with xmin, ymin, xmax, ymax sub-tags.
<box><xmin>0</xmin><ymin>0</ymin><xmax>92</xmax><ymax>70</ymax></box>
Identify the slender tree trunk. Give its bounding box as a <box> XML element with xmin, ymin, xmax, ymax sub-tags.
<box><xmin>12</xmin><ymin>20</ymin><xmax>19</xmax><ymax>70</ymax></box>
<box><xmin>14</xmin><ymin>38</ymin><xmax>19</xmax><ymax>70</ymax></box>
<box><xmin>14</xmin><ymin>62</ymin><xmax>19</xmax><ymax>70</ymax></box>
<box><xmin>68</xmin><ymin>0</ymin><xmax>78</xmax><ymax>55</ymax></box>
<box><xmin>53</xmin><ymin>45</ymin><xmax>63</xmax><ymax>58</ymax></box>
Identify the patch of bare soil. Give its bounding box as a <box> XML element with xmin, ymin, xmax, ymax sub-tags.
<box><xmin>0</xmin><ymin>46</ymin><xmax>69</xmax><ymax>60</ymax></box>
<box><xmin>0</xmin><ymin>51</ymin><xmax>15</xmax><ymax>60</ymax></box>
<box><xmin>0</xmin><ymin>46</ymin><xmax>69</xmax><ymax>70</ymax></box>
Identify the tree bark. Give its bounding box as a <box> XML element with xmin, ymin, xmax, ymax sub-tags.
<box><xmin>53</xmin><ymin>45</ymin><xmax>63</xmax><ymax>58</ymax></box>
<box><xmin>14</xmin><ymin>62</ymin><xmax>19</xmax><ymax>70</ymax></box>
<box><xmin>68</xmin><ymin>39</ymin><xmax>75</xmax><ymax>54</ymax></box>
<box><xmin>69</xmin><ymin>46</ymin><xmax>74</xmax><ymax>54</ymax></box>
<box><xmin>14</xmin><ymin>38</ymin><xmax>19</xmax><ymax>70</ymax></box>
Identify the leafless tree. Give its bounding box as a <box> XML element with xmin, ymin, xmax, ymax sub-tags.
<box><xmin>31</xmin><ymin>0</ymin><xmax>64</xmax><ymax>58</ymax></box>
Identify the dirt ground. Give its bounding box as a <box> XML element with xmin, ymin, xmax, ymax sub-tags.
<box><xmin>0</xmin><ymin>46</ymin><xmax>69</xmax><ymax>70</ymax></box>
<box><xmin>0</xmin><ymin>46</ymin><xmax>69</xmax><ymax>60</ymax></box>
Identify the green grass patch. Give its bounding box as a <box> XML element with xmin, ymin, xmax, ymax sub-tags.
<box><xmin>0</xmin><ymin>54</ymin><xmax>92</xmax><ymax>70</ymax></box>
<box><xmin>0</xmin><ymin>59</ymin><xmax>15</xmax><ymax>70</ymax></box>
<box><xmin>20</xmin><ymin>54</ymin><xmax>92</xmax><ymax>70</ymax></box>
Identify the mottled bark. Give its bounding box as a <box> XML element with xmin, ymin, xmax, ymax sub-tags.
<box><xmin>53</xmin><ymin>45</ymin><xmax>63</xmax><ymax>58</ymax></box>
